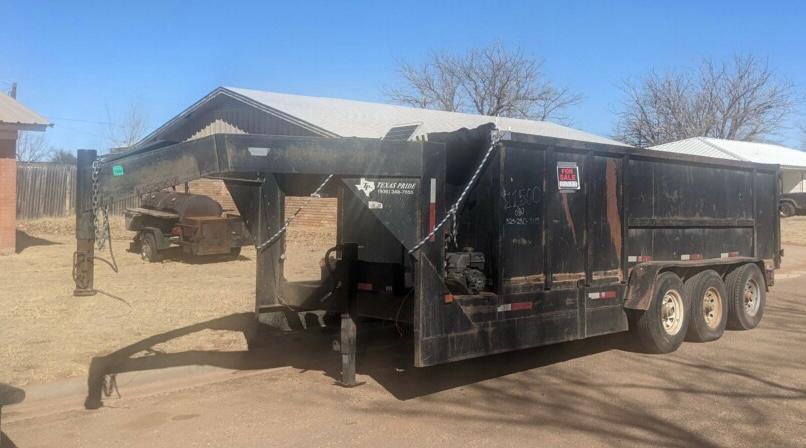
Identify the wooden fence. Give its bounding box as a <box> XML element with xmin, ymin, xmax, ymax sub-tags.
<box><xmin>16</xmin><ymin>163</ymin><xmax>137</xmax><ymax>219</ymax></box>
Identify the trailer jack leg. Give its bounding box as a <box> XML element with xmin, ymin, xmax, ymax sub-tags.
<box><xmin>339</xmin><ymin>311</ymin><xmax>357</xmax><ymax>387</ymax></box>
<box><xmin>335</xmin><ymin>243</ymin><xmax>362</xmax><ymax>387</ymax></box>
<box><xmin>73</xmin><ymin>240</ymin><xmax>96</xmax><ymax>296</ymax></box>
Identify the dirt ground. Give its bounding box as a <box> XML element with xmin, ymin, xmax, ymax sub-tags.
<box><xmin>4</xmin><ymin>216</ymin><xmax>806</xmax><ymax>387</ymax></box>
<box><xmin>2</xmin><ymin>217</ymin><xmax>335</xmax><ymax>386</ymax></box>
<box><xmin>2</xmin><ymin>234</ymin><xmax>806</xmax><ymax>447</ymax></box>
<box><xmin>782</xmin><ymin>216</ymin><xmax>806</xmax><ymax>246</ymax></box>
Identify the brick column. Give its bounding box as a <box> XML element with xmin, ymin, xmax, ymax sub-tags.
<box><xmin>0</xmin><ymin>137</ymin><xmax>16</xmax><ymax>255</ymax></box>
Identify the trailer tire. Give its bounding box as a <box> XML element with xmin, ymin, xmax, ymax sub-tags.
<box><xmin>780</xmin><ymin>201</ymin><xmax>796</xmax><ymax>218</ymax></box>
<box><xmin>633</xmin><ymin>272</ymin><xmax>690</xmax><ymax>353</ymax></box>
<box><xmin>726</xmin><ymin>264</ymin><xmax>765</xmax><ymax>330</ymax></box>
<box><xmin>140</xmin><ymin>232</ymin><xmax>161</xmax><ymax>263</ymax></box>
<box><xmin>684</xmin><ymin>270</ymin><xmax>727</xmax><ymax>342</ymax></box>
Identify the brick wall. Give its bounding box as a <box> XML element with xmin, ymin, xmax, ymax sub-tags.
<box><xmin>189</xmin><ymin>178</ymin><xmax>337</xmax><ymax>228</ymax></box>
<box><xmin>0</xmin><ymin>138</ymin><xmax>16</xmax><ymax>255</ymax></box>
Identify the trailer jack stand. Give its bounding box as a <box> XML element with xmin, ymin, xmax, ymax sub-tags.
<box><xmin>73</xmin><ymin>241</ymin><xmax>97</xmax><ymax>297</ymax></box>
<box><xmin>334</xmin><ymin>243</ymin><xmax>363</xmax><ymax>387</ymax></box>
<box><xmin>338</xmin><ymin>311</ymin><xmax>360</xmax><ymax>387</ymax></box>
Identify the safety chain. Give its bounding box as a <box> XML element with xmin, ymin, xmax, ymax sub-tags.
<box><xmin>408</xmin><ymin>130</ymin><xmax>503</xmax><ymax>255</ymax></box>
<box><xmin>90</xmin><ymin>160</ymin><xmax>111</xmax><ymax>251</ymax></box>
<box><xmin>256</xmin><ymin>174</ymin><xmax>334</xmax><ymax>252</ymax></box>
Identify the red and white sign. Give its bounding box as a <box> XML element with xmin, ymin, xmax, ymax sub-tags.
<box><xmin>557</xmin><ymin>162</ymin><xmax>581</xmax><ymax>190</ymax></box>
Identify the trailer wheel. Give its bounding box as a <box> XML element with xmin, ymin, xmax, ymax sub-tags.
<box><xmin>633</xmin><ymin>272</ymin><xmax>690</xmax><ymax>353</ymax></box>
<box><xmin>725</xmin><ymin>264</ymin><xmax>765</xmax><ymax>330</ymax></box>
<box><xmin>780</xmin><ymin>201</ymin><xmax>796</xmax><ymax>218</ymax></box>
<box><xmin>684</xmin><ymin>270</ymin><xmax>727</xmax><ymax>342</ymax></box>
<box><xmin>140</xmin><ymin>233</ymin><xmax>161</xmax><ymax>263</ymax></box>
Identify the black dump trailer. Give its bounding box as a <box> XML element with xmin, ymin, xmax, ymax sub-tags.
<box><xmin>72</xmin><ymin>125</ymin><xmax>781</xmax><ymax>389</ymax></box>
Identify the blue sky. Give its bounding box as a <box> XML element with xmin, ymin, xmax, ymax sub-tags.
<box><xmin>1</xmin><ymin>0</ymin><xmax>804</xmax><ymax>152</ymax></box>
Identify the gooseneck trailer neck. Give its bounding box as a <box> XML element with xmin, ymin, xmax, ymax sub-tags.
<box><xmin>73</xmin><ymin>126</ymin><xmax>781</xmax><ymax>395</ymax></box>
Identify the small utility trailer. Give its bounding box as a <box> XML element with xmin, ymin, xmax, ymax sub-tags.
<box><xmin>72</xmin><ymin>124</ymin><xmax>781</xmax><ymax>389</ymax></box>
<box><xmin>124</xmin><ymin>191</ymin><xmax>249</xmax><ymax>262</ymax></box>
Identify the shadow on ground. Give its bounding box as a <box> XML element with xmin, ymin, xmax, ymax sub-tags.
<box><xmin>15</xmin><ymin>230</ymin><xmax>59</xmax><ymax>254</ymax></box>
<box><xmin>1</xmin><ymin>431</ymin><xmax>19</xmax><ymax>448</ymax></box>
<box><xmin>84</xmin><ymin>312</ymin><xmax>634</xmax><ymax>407</ymax></box>
<box><xmin>81</xmin><ymin>303</ymin><xmax>806</xmax><ymax>447</ymax></box>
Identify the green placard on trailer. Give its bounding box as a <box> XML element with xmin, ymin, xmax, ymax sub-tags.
<box><xmin>112</xmin><ymin>165</ymin><xmax>124</xmax><ymax>176</ymax></box>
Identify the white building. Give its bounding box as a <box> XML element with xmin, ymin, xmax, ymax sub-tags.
<box><xmin>650</xmin><ymin>137</ymin><xmax>806</xmax><ymax>193</ymax></box>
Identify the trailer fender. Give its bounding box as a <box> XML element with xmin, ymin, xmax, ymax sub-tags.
<box><xmin>624</xmin><ymin>263</ymin><xmax>665</xmax><ymax>310</ymax></box>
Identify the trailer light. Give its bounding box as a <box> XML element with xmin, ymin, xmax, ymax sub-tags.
<box><xmin>588</xmin><ymin>291</ymin><xmax>617</xmax><ymax>300</ymax></box>
<box><xmin>357</xmin><ymin>282</ymin><xmax>373</xmax><ymax>291</ymax></box>
<box><xmin>497</xmin><ymin>302</ymin><xmax>533</xmax><ymax>312</ymax></box>
<box><xmin>429</xmin><ymin>178</ymin><xmax>437</xmax><ymax>241</ymax></box>
<box><xmin>444</xmin><ymin>294</ymin><xmax>455</xmax><ymax>304</ymax></box>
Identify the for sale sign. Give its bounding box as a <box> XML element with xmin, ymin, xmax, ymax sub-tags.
<box><xmin>557</xmin><ymin>161</ymin><xmax>581</xmax><ymax>191</ymax></box>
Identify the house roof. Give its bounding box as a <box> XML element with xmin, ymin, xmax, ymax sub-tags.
<box><xmin>0</xmin><ymin>92</ymin><xmax>50</xmax><ymax>131</ymax></box>
<box><xmin>138</xmin><ymin>86</ymin><xmax>629</xmax><ymax>148</ymax></box>
<box><xmin>650</xmin><ymin>137</ymin><xmax>806</xmax><ymax>169</ymax></box>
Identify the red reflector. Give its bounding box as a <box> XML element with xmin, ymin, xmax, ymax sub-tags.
<box><xmin>357</xmin><ymin>282</ymin><xmax>373</xmax><ymax>291</ymax></box>
<box><xmin>429</xmin><ymin>178</ymin><xmax>437</xmax><ymax>241</ymax></box>
<box><xmin>690</xmin><ymin>253</ymin><xmax>703</xmax><ymax>260</ymax></box>
<box><xmin>600</xmin><ymin>290</ymin><xmax>617</xmax><ymax>299</ymax></box>
<box><xmin>444</xmin><ymin>294</ymin><xmax>455</xmax><ymax>304</ymax></box>
<box><xmin>509</xmin><ymin>302</ymin><xmax>533</xmax><ymax>311</ymax></box>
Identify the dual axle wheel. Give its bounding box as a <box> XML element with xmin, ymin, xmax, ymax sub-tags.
<box><xmin>633</xmin><ymin>264</ymin><xmax>765</xmax><ymax>354</ymax></box>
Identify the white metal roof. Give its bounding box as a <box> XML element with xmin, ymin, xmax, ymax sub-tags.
<box><xmin>138</xmin><ymin>86</ymin><xmax>630</xmax><ymax>147</ymax></box>
<box><xmin>0</xmin><ymin>92</ymin><xmax>50</xmax><ymax>130</ymax></box>
<box><xmin>650</xmin><ymin>137</ymin><xmax>806</xmax><ymax>169</ymax></box>
<box><xmin>226</xmin><ymin>87</ymin><xmax>629</xmax><ymax>146</ymax></box>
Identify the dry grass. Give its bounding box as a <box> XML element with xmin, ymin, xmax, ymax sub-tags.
<box><xmin>781</xmin><ymin>216</ymin><xmax>806</xmax><ymax>246</ymax></box>
<box><xmin>2</xmin><ymin>218</ymin><xmax>334</xmax><ymax>386</ymax></box>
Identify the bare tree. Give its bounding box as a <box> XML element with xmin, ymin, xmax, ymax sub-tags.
<box><xmin>15</xmin><ymin>131</ymin><xmax>50</xmax><ymax>162</ymax></box>
<box><xmin>48</xmin><ymin>149</ymin><xmax>77</xmax><ymax>164</ymax></box>
<box><xmin>105</xmin><ymin>100</ymin><xmax>149</xmax><ymax>152</ymax></box>
<box><xmin>386</xmin><ymin>43</ymin><xmax>581</xmax><ymax>123</ymax></box>
<box><xmin>615</xmin><ymin>55</ymin><xmax>797</xmax><ymax>147</ymax></box>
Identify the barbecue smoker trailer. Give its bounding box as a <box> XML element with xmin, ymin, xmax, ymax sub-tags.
<box><xmin>72</xmin><ymin>125</ymin><xmax>781</xmax><ymax>385</ymax></box>
<box><xmin>125</xmin><ymin>191</ymin><xmax>249</xmax><ymax>262</ymax></box>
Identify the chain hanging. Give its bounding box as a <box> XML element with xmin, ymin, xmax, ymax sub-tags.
<box><xmin>408</xmin><ymin>130</ymin><xmax>503</xmax><ymax>255</ymax></box>
<box><xmin>90</xmin><ymin>160</ymin><xmax>111</xmax><ymax>251</ymax></box>
<box><xmin>87</xmin><ymin>159</ymin><xmax>118</xmax><ymax>274</ymax></box>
